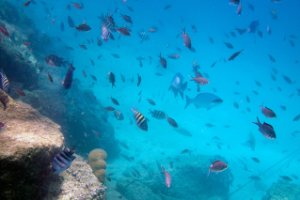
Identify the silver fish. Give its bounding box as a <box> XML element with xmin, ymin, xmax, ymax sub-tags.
<box><xmin>185</xmin><ymin>92</ymin><xmax>223</xmax><ymax>109</ymax></box>
<box><xmin>169</xmin><ymin>73</ymin><xmax>187</xmax><ymax>98</ymax></box>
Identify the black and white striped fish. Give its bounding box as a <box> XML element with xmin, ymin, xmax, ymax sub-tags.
<box><xmin>131</xmin><ymin>108</ymin><xmax>148</xmax><ymax>131</ymax></box>
<box><xmin>0</xmin><ymin>70</ymin><xmax>9</xmax><ymax>92</ymax></box>
<box><xmin>52</xmin><ymin>147</ymin><xmax>76</xmax><ymax>174</ymax></box>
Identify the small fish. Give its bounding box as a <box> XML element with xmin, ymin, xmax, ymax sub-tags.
<box><xmin>293</xmin><ymin>114</ymin><xmax>300</xmax><ymax>122</ymax></box>
<box><xmin>79</xmin><ymin>44</ymin><xmax>87</xmax><ymax>50</ymax></box>
<box><xmin>52</xmin><ymin>147</ymin><xmax>76</xmax><ymax>174</ymax></box>
<box><xmin>117</xmin><ymin>27</ymin><xmax>131</xmax><ymax>36</ymax></box>
<box><xmin>181</xmin><ymin>149</ymin><xmax>191</xmax><ymax>154</ymax></box>
<box><xmin>147</xmin><ymin>98</ymin><xmax>156</xmax><ymax>106</ymax></box>
<box><xmin>104</xmin><ymin>106</ymin><xmax>115</xmax><ymax>112</ymax></box>
<box><xmin>0</xmin><ymin>23</ymin><xmax>9</xmax><ymax>37</ymax></box>
<box><xmin>24</xmin><ymin>0</ymin><xmax>33</xmax><ymax>7</ymax></box>
<box><xmin>182</xmin><ymin>29</ymin><xmax>194</xmax><ymax>51</ymax></box>
<box><xmin>161</xmin><ymin>166</ymin><xmax>171</xmax><ymax>188</ymax></box>
<box><xmin>166</xmin><ymin>117</ymin><xmax>178</xmax><ymax>128</ymax></box>
<box><xmin>150</xmin><ymin>109</ymin><xmax>166</xmax><ymax>120</ymax></box>
<box><xmin>72</xmin><ymin>2</ymin><xmax>84</xmax><ymax>9</ymax></box>
<box><xmin>15</xmin><ymin>88</ymin><xmax>26</xmax><ymax>97</ymax></box>
<box><xmin>76</xmin><ymin>23</ymin><xmax>92</xmax><ymax>31</ymax></box>
<box><xmin>45</xmin><ymin>54</ymin><xmax>67</xmax><ymax>67</ymax></box>
<box><xmin>224</xmin><ymin>42</ymin><xmax>234</xmax><ymax>49</ymax></box>
<box><xmin>132</xmin><ymin>108</ymin><xmax>148</xmax><ymax>131</ymax></box>
<box><xmin>261</xmin><ymin>106</ymin><xmax>276</xmax><ymax>118</ymax></box>
<box><xmin>249</xmin><ymin>175</ymin><xmax>261</xmax><ymax>181</ymax></box>
<box><xmin>111</xmin><ymin>97</ymin><xmax>120</xmax><ymax>106</ymax></box>
<box><xmin>208</xmin><ymin>160</ymin><xmax>228</xmax><ymax>176</ymax></box>
<box><xmin>108</xmin><ymin>72</ymin><xmax>116</xmax><ymax>87</ymax></box>
<box><xmin>0</xmin><ymin>70</ymin><xmax>10</xmax><ymax>93</ymax></box>
<box><xmin>251</xmin><ymin>157</ymin><xmax>260</xmax><ymax>163</ymax></box>
<box><xmin>236</xmin><ymin>2</ymin><xmax>242</xmax><ymax>15</ymax></box>
<box><xmin>62</xmin><ymin>64</ymin><xmax>75</xmax><ymax>89</ymax></box>
<box><xmin>121</xmin><ymin>14</ymin><xmax>132</xmax><ymax>24</ymax></box>
<box><xmin>282</xmin><ymin>75</ymin><xmax>292</xmax><ymax>84</ymax></box>
<box><xmin>253</xmin><ymin>117</ymin><xmax>276</xmax><ymax>139</ymax></box>
<box><xmin>228</xmin><ymin>49</ymin><xmax>243</xmax><ymax>61</ymax></box>
<box><xmin>114</xmin><ymin>110</ymin><xmax>124</xmax><ymax>120</ymax></box>
<box><xmin>90</xmin><ymin>75</ymin><xmax>97</xmax><ymax>81</ymax></box>
<box><xmin>159</xmin><ymin>53</ymin><xmax>167</xmax><ymax>68</ymax></box>
<box><xmin>137</xmin><ymin>74</ymin><xmax>141</xmax><ymax>87</ymax></box>
<box><xmin>280</xmin><ymin>175</ymin><xmax>293</xmax><ymax>182</ymax></box>
<box><xmin>164</xmin><ymin>4</ymin><xmax>172</xmax><ymax>10</ymax></box>
<box><xmin>268</xmin><ymin>54</ymin><xmax>276</xmax><ymax>63</ymax></box>
<box><xmin>191</xmin><ymin>76</ymin><xmax>209</xmax><ymax>85</ymax></box>
<box><xmin>168</xmin><ymin>53</ymin><xmax>180</xmax><ymax>59</ymax></box>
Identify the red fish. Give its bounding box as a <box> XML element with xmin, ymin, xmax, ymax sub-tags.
<box><xmin>182</xmin><ymin>30</ymin><xmax>194</xmax><ymax>51</ymax></box>
<box><xmin>161</xmin><ymin>166</ymin><xmax>171</xmax><ymax>188</ymax></box>
<box><xmin>208</xmin><ymin>160</ymin><xmax>228</xmax><ymax>176</ymax></box>
<box><xmin>261</xmin><ymin>106</ymin><xmax>276</xmax><ymax>118</ymax></box>
<box><xmin>192</xmin><ymin>76</ymin><xmax>209</xmax><ymax>85</ymax></box>
<box><xmin>0</xmin><ymin>24</ymin><xmax>9</xmax><ymax>37</ymax></box>
<box><xmin>117</xmin><ymin>27</ymin><xmax>131</xmax><ymax>36</ymax></box>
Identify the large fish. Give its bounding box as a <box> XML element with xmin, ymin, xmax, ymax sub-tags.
<box><xmin>169</xmin><ymin>73</ymin><xmax>187</xmax><ymax>98</ymax></box>
<box><xmin>185</xmin><ymin>92</ymin><xmax>223</xmax><ymax>109</ymax></box>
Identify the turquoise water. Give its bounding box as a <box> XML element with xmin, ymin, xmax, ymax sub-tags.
<box><xmin>6</xmin><ymin>0</ymin><xmax>300</xmax><ymax>199</ymax></box>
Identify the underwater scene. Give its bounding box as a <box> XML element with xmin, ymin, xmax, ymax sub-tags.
<box><xmin>0</xmin><ymin>0</ymin><xmax>300</xmax><ymax>199</ymax></box>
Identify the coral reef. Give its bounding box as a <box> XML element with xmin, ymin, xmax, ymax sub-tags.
<box><xmin>263</xmin><ymin>180</ymin><xmax>300</xmax><ymax>200</ymax></box>
<box><xmin>45</xmin><ymin>156</ymin><xmax>106</xmax><ymax>200</ymax></box>
<box><xmin>88</xmin><ymin>149</ymin><xmax>108</xmax><ymax>182</ymax></box>
<box><xmin>114</xmin><ymin>154</ymin><xmax>233</xmax><ymax>200</ymax></box>
<box><xmin>0</xmin><ymin>90</ymin><xmax>64</xmax><ymax>199</ymax></box>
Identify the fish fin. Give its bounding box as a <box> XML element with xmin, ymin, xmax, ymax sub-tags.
<box><xmin>252</xmin><ymin>117</ymin><xmax>260</xmax><ymax>126</ymax></box>
<box><xmin>185</xmin><ymin>95</ymin><xmax>191</xmax><ymax>109</ymax></box>
<box><xmin>182</xmin><ymin>81</ymin><xmax>188</xmax><ymax>90</ymax></box>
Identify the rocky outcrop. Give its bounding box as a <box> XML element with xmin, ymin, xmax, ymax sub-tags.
<box><xmin>263</xmin><ymin>180</ymin><xmax>300</xmax><ymax>200</ymax></box>
<box><xmin>0</xmin><ymin>90</ymin><xmax>64</xmax><ymax>199</ymax></box>
<box><xmin>45</xmin><ymin>156</ymin><xmax>106</xmax><ymax>200</ymax></box>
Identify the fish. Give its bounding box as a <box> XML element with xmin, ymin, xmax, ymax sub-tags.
<box><xmin>101</xmin><ymin>24</ymin><xmax>111</xmax><ymax>41</ymax></box>
<box><xmin>293</xmin><ymin>114</ymin><xmax>300</xmax><ymax>122</ymax></box>
<box><xmin>15</xmin><ymin>88</ymin><xmax>26</xmax><ymax>97</ymax></box>
<box><xmin>208</xmin><ymin>160</ymin><xmax>228</xmax><ymax>176</ymax></box>
<box><xmin>149</xmin><ymin>109</ymin><xmax>166</xmax><ymax>120</ymax></box>
<box><xmin>147</xmin><ymin>98</ymin><xmax>156</xmax><ymax>106</ymax></box>
<box><xmin>131</xmin><ymin>108</ymin><xmax>148</xmax><ymax>131</ymax></box>
<box><xmin>62</xmin><ymin>64</ymin><xmax>75</xmax><ymax>89</ymax></box>
<box><xmin>108</xmin><ymin>72</ymin><xmax>116</xmax><ymax>87</ymax></box>
<box><xmin>169</xmin><ymin>73</ymin><xmax>187</xmax><ymax>98</ymax></box>
<box><xmin>248</xmin><ymin>20</ymin><xmax>259</xmax><ymax>33</ymax></box>
<box><xmin>261</xmin><ymin>106</ymin><xmax>276</xmax><ymax>118</ymax></box>
<box><xmin>45</xmin><ymin>54</ymin><xmax>67</xmax><ymax>67</ymax></box>
<box><xmin>24</xmin><ymin>0</ymin><xmax>33</xmax><ymax>7</ymax></box>
<box><xmin>235</xmin><ymin>28</ymin><xmax>247</xmax><ymax>35</ymax></box>
<box><xmin>168</xmin><ymin>53</ymin><xmax>180</xmax><ymax>59</ymax></box>
<box><xmin>117</xmin><ymin>27</ymin><xmax>131</xmax><ymax>36</ymax></box>
<box><xmin>236</xmin><ymin>2</ymin><xmax>242</xmax><ymax>15</ymax></box>
<box><xmin>104</xmin><ymin>106</ymin><xmax>115</xmax><ymax>112</ymax></box>
<box><xmin>182</xmin><ymin>29</ymin><xmax>194</xmax><ymax>51</ymax></box>
<box><xmin>60</xmin><ymin>22</ymin><xmax>65</xmax><ymax>32</ymax></box>
<box><xmin>282</xmin><ymin>75</ymin><xmax>293</xmax><ymax>84</ymax></box>
<box><xmin>181</xmin><ymin>149</ymin><xmax>192</xmax><ymax>154</ymax></box>
<box><xmin>280</xmin><ymin>175</ymin><xmax>293</xmax><ymax>182</ymax></box>
<box><xmin>91</xmin><ymin>75</ymin><xmax>97</xmax><ymax>81</ymax></box>
<box><xmin>0</xmin><ymin>23</ymin><xmax>9</xmax><ymax>37</ymax></box>
<box><xmin>72</xmin><ymin>2</ymin><xmax>84</xmax><ymax>9</ymax></box>
<box><xmin>166</xmin><ymin>117</ymin><xmax>178</xmax><ymax>128</ymax></box>
<box><xmin>161</xmin><ymin>166</ymin><xmax>171</xmax><ymax>188</ymax></box>
<box><xmin>114</xmin><ymin>110</ymin><xmax>124</xmax><ymax>120</ymax></box>
<box><xmin>253</xmin><ymin>117</ymin><xmax>276</xmax><ymax>139</ymax></box>
<box><xmin>75</xmin><ymin>23</ymin><xmax>92</xmax><ymax>31</ymax></box>
<box><xmin>121</xmin><ymin>14</ymin><xmax>132</xmax><ymax>24</ymax></box>
<box><xmin>159</xmin><ymin>53</ymin><xmax>167</xmax><ymax>68</ymax></box>
<box><xmin>67</xmin><ymin>16</ymin><xmax>75</xmax><ymax>28</ymax></box>
<box><xmin>185</xmin><ymin>92</ymin><xmax>223</xmax><ymax>109</ymax></box>
<box><xmin>137</xmin><ymin>74</ymin><xmax>141</xmax><ymax>87</ymax></box>
<box><xmin>224</xmin><ymin>42</ymin><xmax>234</xmax><ymax>49</ymax></box>
<box><xmin>191</xmin><ymin>76</ymin><xmax>209</xmax><ymax>85</ymax></box>
<box><xmin>164</xmin><ymin>4</ymin><xmax>172</xmax><ymax>10</ymax></box>
<box><xmin>228</xmin><ymin>49</ymin><xmax>243</xmax><ymax>61</ymax></box>
<box><xmin>175</xmin><ymin>127</ymin><xmax>192</xmax><ymax>137</ymax></box>
<box><xmin>0</xmin><ymin>70</ymin><xmax>10</xmax><ymax>93</ymax></box>
<box><xmin>251</xmin><ymin>157</ymin><xmax>260</xmax><ymax>163</ymax></box>
<box><xmin>51</xmin><ymin>147</ymin><xmax>76</xmax><ymax>174</ymax></box>
<box><xmin>249</xmin><ymin>175</ymin><xmax>261</xmax><ymax>181</ymax></box>
<box><xmin>229</xmin><ymin>0</ymin><xmax>240</xmax><ymax>5</ymax></box>
<box><xmin>268</xmin><ymin>54</ymin><xmax>276</xmax><ymax>63</ymax></box>
<box><xmin>111</xmin><ymin>97</ymin><xmax>120</xmax><ymax>105</ymax></box>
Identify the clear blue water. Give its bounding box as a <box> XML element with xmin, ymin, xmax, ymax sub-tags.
<box><xmin>7</xmin><ymin>0</ymin><xmax>300</xmax><ymax>199</ymax></box>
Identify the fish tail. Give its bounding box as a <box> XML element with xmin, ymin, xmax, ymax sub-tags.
<box><xmin>252</xmin><ymin>117</ymin><xmax>260</xmax><ymax>126</ymax></box>
<box><xmin>185</xmin><ymin>95</ymin><xmax>191</xmax><ymax>109</ymax></box>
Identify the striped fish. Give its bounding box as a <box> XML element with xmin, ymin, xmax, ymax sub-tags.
<box><xmin>0</xmin><ymin>70</ymin><xmax>9</xmax><ymax>92</ymax></box>
<box><xmin>150</xmin><ymin>109</ymin><xmax>166</xmax><ymax>120</ymax></box>
<box><xmin>52</xmin><ymin>147</ymin><xmax>76</xmax><ymax>174</ymax></box>
<box><xmin>132</xmin><ymin>108</ymin><xmax>148</xmax><ymax>131</ymax></box>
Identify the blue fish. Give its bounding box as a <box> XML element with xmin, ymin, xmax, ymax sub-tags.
<box><xmin>52</xmin><ymin>147</ymin><xmax>76</xmax><ymax>174</ymax></box>
<box><xmin>0</xmin><ymin>70</ymin><xmax>10</xmax><ymax>92</ymax></box>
